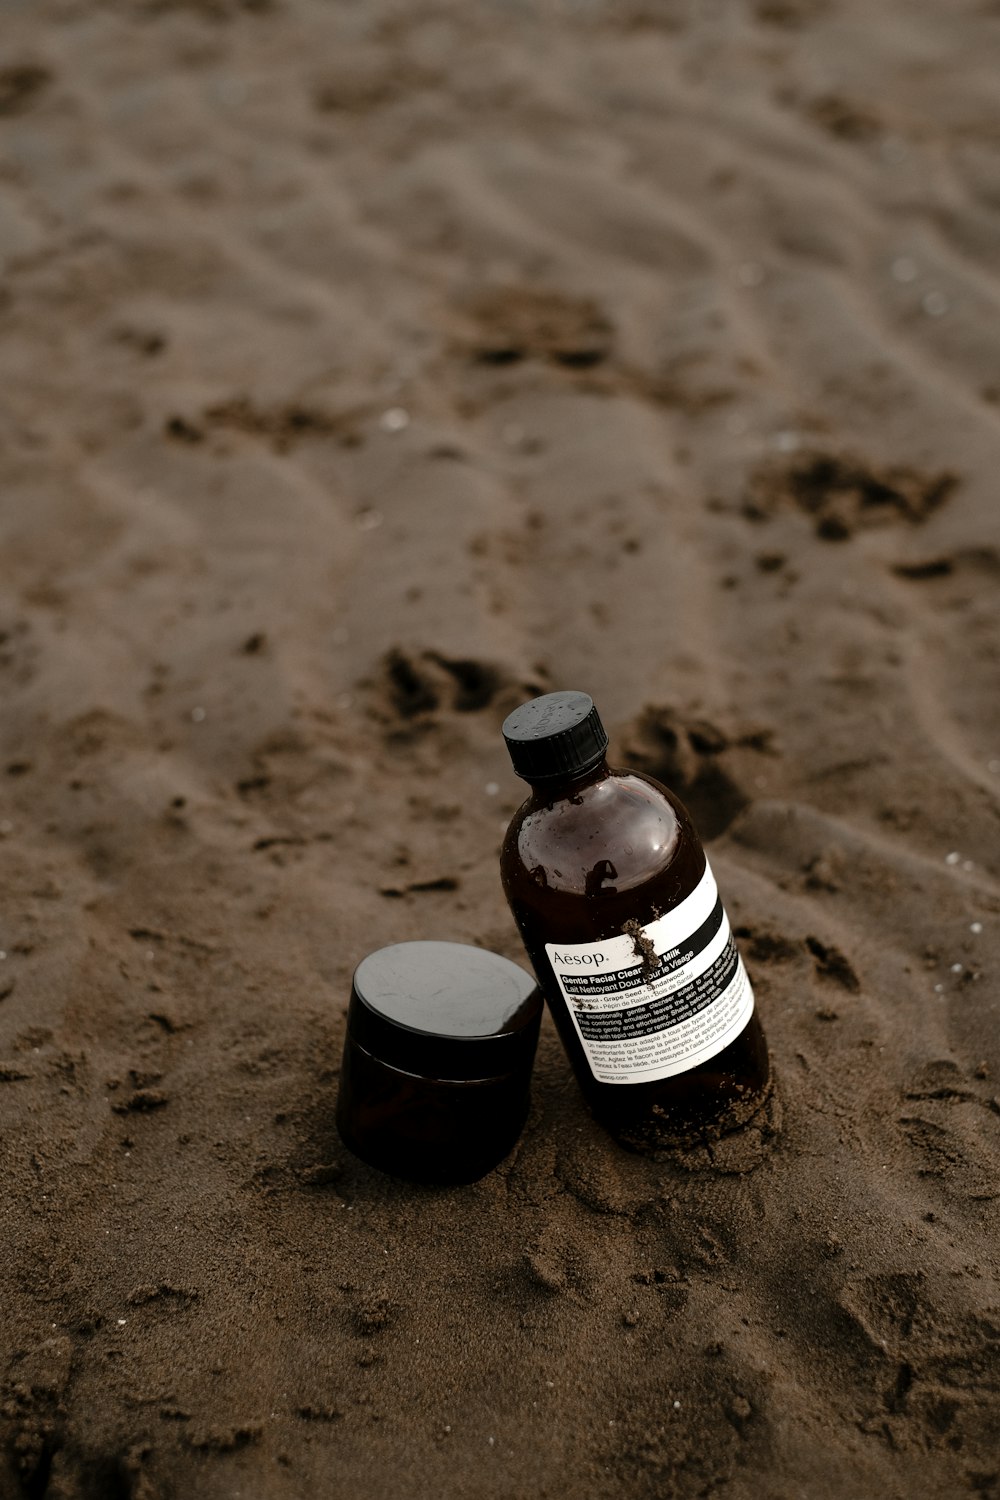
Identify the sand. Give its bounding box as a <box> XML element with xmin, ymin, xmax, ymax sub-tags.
<box><xmin>2</xmin><ymin>0</ymin><xmax>999</xmax><ymax>1495</ymax></box>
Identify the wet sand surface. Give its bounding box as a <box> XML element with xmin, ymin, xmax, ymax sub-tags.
<box><xmin>1</xmin><ymin>1</ymin><xmax>999</xmax><ymax>1495</ymax></box>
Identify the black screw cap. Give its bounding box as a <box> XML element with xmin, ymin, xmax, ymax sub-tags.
<box><xmin>501</xmin><ymin>690</ymin><xmax>609</xmax><ymax>782</ymax></box>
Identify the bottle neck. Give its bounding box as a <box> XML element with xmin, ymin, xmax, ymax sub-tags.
<box><xmin>523</xmin><ymin>756</ymin><xmax>611</xmax><ymax>804</ymax></box>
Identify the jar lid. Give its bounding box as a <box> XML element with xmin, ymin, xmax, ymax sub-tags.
<box><xmin>348</xmin><ymin>941</ymin><xmax>542</xmax><ymax>1082</ymax></box>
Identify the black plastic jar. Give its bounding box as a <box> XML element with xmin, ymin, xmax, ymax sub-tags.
<box><xmin>336</xmin><ymin>940</ymin><xmax>543</xmax><ymax>1185</ymax></box>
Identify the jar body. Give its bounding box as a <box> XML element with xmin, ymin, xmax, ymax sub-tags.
<box><xmin>336</xmin><ymin>1035</ymin><xmax>533</xmax><ymax>1185</ymax></box>
<box><xmin>500</xmin><ymin>765</ymin><xmax>770</xmax><ymax>1149</ymax></box>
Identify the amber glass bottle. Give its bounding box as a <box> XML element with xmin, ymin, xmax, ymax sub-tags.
<box><xmin>500</xmin><ymin>691</ymin><xmax>770</xmax><ymax>1151</ymax></box>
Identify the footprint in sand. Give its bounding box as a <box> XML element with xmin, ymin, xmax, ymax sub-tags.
<box><xmin>453</xmin><ymin>287</ymin><xmax>614</xmax><ymax>370</ymax></box>
<box><xmin>368</xmin><ymin>647</ymin><xmax>545</xmax><ymax>737</ymax></box>
<box><xmin>620</xmin><ymin>705</ymin><xmax>776</xmax><ymax>841</ymax></box>
<box><xmin>743</xmin><ymin>449</ymin><xmax>958</xmax><ymax>542</ymax></box>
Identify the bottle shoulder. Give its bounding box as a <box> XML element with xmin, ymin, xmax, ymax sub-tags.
<box><xmin>501</xmin><ymin>769</ymin><xmax>700</xmax><ymax>900</ymax></box>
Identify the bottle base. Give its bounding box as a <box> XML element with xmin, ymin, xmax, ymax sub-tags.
<box><xmin>605</xmin><ymin>1075</ymin><xmax>776</xmax><ymax>1156</ymax></box>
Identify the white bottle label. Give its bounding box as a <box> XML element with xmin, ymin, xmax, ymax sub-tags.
<box><xmin>544</xmin><ymin>863</ymin><xmax>754</xmax><ymax>1085</ymax></box>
